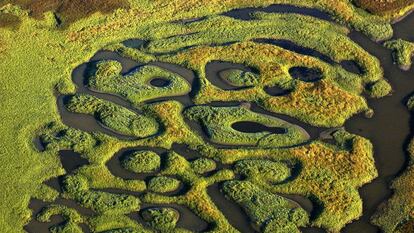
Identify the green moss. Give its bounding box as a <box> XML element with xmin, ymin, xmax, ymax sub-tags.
<box><xmin>219</xmin><ymin>69</ymin><xmax>259</xmax><ymax>87</ymax></box>
<box><xmin>223</xmin><ymin>180</ymin><xmax>309</xmax><ymax>232</ymax></box>
<box><xmin>141</xmin><ymin>207</ymin><xmax>179</xmax><ymax>231</ymax></box>
<box><xmin>147</xmin><ymin>176</ymin><xmax>181</xmax><ymax>193</ymax></box>
<box><xmin>40</xmin><ymin>123</ymin><xmax>98</xmax><ymax>153</ymax></box>
<box><xmin>67</xmin><ymin>94</ymin><xmax>159</xmax><ymax>137</ymax></box>
<box><xmin>190</xmin><ymin>158</ymin><xmax>217</xmax><ymax>174</ymax></box>
<box><xmin>367</xmin><ymin>79</ymin><xmax>393</xmax><ymax>98</ymax></box>
<box><xmin>234</xmin><ymin>159</ymin><xmax>291</xmax><ymax>182</ymax></box>
<box><xmin>385</xmin><ymin>39</ymin><xmax>414</xmax><ymax>70</ymax></box>
<box><xmin>88</xmin><ymin>61</ymin><xmax>191</xmax><ymax>105</ymax></box>
<box><xmin>121</xmin><ymin>151</ymin><xmax>161</xmax><ymax>174</ymax></box>
<box><xmin>184</xmin><ymin>105</ymin><xmax>309</xmax><ymax>146</ymax></box>
<box><xmin>88</xmin><ymin>214</ymin><xmax>149</xmax><ymax>233</ymax></box>
<box><xmin>62</xmin><ymin>175</ymin><xmax>140</xmax><ymax>215</ymax></box>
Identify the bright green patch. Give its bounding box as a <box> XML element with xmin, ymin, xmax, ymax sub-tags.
<box><xmin>147</xmin><ymin>176</ymin><xmax>181</xmax><ymax>193</ymax></box>
<box><xmin>223</xmin><ymin>180</ymin><xmax>309</xmax><ymax>232</ymax></box>
<box><xmin>190</xmin><ymin>158</ymin><xmax>217</xmax><ymax>174</ymax></box>
<box><xmin>141</xmin><ymin>207</ymin><xmax>180</xmax><ymax>231</ymax></box>
<box><xmin>88</xmin><ymin>60</ymin><xmax>191</xmax><ymax>106</ymax></box>
<box><xmin>121</xmin><ymin>151</ymin><xmax>161</xmax><ymax>174</ymax></box>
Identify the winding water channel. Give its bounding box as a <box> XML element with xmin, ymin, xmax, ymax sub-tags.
<box><xmin>26</xmin><ymin>4</ymin><xmax>414</xmax><ymax>233</ymax></box>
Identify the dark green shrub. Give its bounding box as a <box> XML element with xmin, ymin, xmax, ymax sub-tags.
<box><xmin>147</xmin><ymin>176</ymin><xmax>181</xmax><ymax>193</ymax></box>
<box><xmin>191</xmin><ymin>158</ymin><xmax>216</xmax><ymax>174</ymax></box>
<box><xmin>141</xmin><ymin>207</ymin><xmax>179</xmax><ymax>231</ymax></box>
<box><xmin>121</xmin><ymin>151</ymin><xmax>161</xmax><ymax>174</ymax></box>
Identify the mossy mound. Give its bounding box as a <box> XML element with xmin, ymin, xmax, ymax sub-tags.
<box><xmin>62</xmin><ymin>175</ymin><xmax>140</xmax><ymax>215</ymax></box>
<box><xmin>368</xmin><ymin>79</ymin><xmax>393</xmax><ymax>98</ymax></box>
<box><xmin>385</xmin><ymin>39</ymin><xmax>414</xmax><ymax>70</ymax></box>
<box><xmin>147</xmin><ymin>176</ymin><xmax>181</xmax><ymax>193</ymax></box>
<box><xmin>66</xmin><ymin>94</ymin><xmax>159</xmax><ymax>137</ymax></box>
<box><xmin>121</xmin><ymin>151</ymin><xmax>161</xmax><ymax>174</ymax></box>
<box><xmin>219</xmin><ymin>69</ymin><xmax>259</xmax><ymax>87</ymax></box>
<box><xmin>141</xmin><ymin>207</ymin><xmax>179</xmax><ymax>231</ymax></box>
<box><xmin>223</xmin><ymin>180</ymin><xmax>309</xmax><ymax>232</ymax></box>
<box><xmin>88</xmin><ymin>60</ymin><xmax>191</xmax><ymax>105</ymax></box>
<box><xmin>190</xmin><ymin>158</ymin><xmax>217</xmax><ymax>174</ymax></box>
<box><xmin>234</xmin><ymin>159</ymin><xmax>291</xmax><ymax>183</ymax></box>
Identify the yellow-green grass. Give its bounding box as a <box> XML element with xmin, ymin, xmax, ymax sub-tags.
<box><xmin>153</xmin><ymin>39</ymin><xmax>378</xmax><ymax>127</ymax></box>
<box><xmin>40</xmin><ymin>110</ymin><xmax>375</xmax><ymax>232</ymax></box>
<box><xmin>0</xmin><ymin>1</ymin><xmax>394</xmax><ymax>232</ymax></box>
<box><xmin>101</xmin><ymin>13</ymin><xmax>390</xmax><ymax>128</ymax></box>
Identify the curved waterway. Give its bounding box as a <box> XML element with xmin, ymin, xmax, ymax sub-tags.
<box><xmin>220</xmin><ymin>5</ymin><xmax>414</xmax><ymax>233</ymax></box>
<box><xmin>342</xmin><ymin>14</ymin><xmax>414</xmax><ymax>233</ymax></box>
<box><xmin>30</xmin><ymin>4</ymin><xmax>414</xmax><ymax>233</ymax></box>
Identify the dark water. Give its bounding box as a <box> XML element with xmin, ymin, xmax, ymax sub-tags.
<box><xmin>25</xmin><ymin>198</ymin><xmax>93</xmax><ymax>233</ymax></box>
<box><xmin>342</xmin><ymin>15</ymin><xmax>414</xmax><ymax>233</ymax></box>
<box><xmin>231</xmin><ymin>121</ymin><xmax>287</xmax><ymax>134</ymax></box>
<box><xmin>149</xmin><ymin>77</ymin><xmax>171</xmax><ymax>87</ymax></box>
<box><xmin>223</xmin><ymin>4</ymin><xmax>332</xmax><ymax>22</ymax></box>
<box><xmin>29</xmin><ymin>4</ymin><xmax>414</xmax><ymax>233</ymax></box>
<box><xmin>122</xmin><ymin>39</ymin><xmax>146</xmax><ymax>49</ymax></box>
